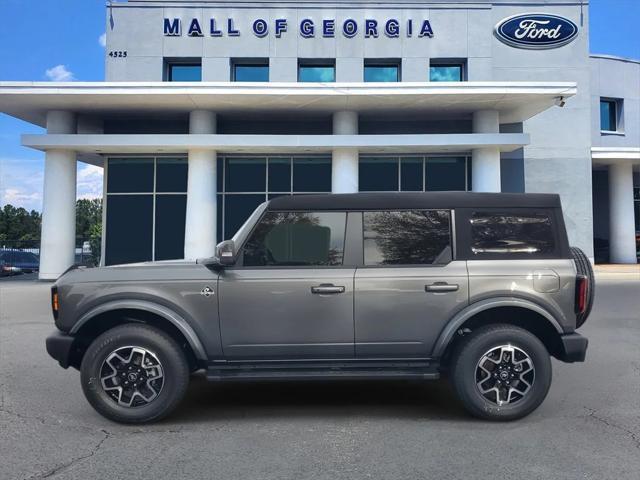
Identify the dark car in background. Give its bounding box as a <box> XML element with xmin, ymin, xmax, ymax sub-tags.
<box><xmin>0</xmin><ymin>250</ymin><xmax>40</xmax><ymax>276</ymax></box>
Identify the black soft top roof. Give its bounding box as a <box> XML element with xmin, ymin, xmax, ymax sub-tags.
<box><xmin>267</xmin><ymin>192</ymin><xmax>562</xmax><ymax>211</ymax></box>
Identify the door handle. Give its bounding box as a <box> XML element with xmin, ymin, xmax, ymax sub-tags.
<box><xmin>311</xmin><ymin>284</ymin><xmax>345</xmax><ymax>294</ymax></box>
<box><xmin>425</xmin><ymin>282</ymin><xmax>459</xmax><ymax>293</ymax></box>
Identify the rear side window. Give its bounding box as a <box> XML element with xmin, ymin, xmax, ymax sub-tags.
<box><xmin>363</xmin><ymin>210</ymin><xmax>452</xmax><ymax>266</ymax></box>
<box><xmin>242</xmin><ymin>211</ymin><xmax>346</xmax><ymax>267</ymax></box>
<box><xmin>470</xmin><ymin>212</ymin><xmax>555</xmax><ymax>255</ymax></box>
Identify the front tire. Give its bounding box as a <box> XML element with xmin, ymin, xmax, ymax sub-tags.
<box><xmin>80</xmin><ymin>324</ymin><xmax>189</xmax><ymax>424</ymax></box>
<box><xmin>450</xmin><ymin>324</ymin><xmax>552</xmax><ymax>421</ymax></box>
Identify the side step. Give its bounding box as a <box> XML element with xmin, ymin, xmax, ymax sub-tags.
<box><xmin>205</xmin><ymin>360</ymin><xmax>440</xmax><ymax>382</ymax></box>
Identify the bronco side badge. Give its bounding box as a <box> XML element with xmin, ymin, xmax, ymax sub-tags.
<box><xmin>200</xmin><ymin>286</ymin><xmax>214</xmax><ymax>297</ymax></box>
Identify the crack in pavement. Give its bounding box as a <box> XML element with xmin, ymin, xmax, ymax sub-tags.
<box><xmin>23</xmin><ymin>429</ymin><xmax>111</xmax><ymax>480</ymax></box>
<box><xmin>584</xmin><ymin>407</ymin><xmax>640</xmax><ymax>450</ymax></box>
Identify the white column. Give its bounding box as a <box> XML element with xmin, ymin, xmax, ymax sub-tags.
<box><xmin>332</xmin><ymin>111</ymin><xmax>359</xmax><ymax>193</ymax></box>
<box><xmin>608</xmin><ymin>163</ymin><xmax>636</xmax><ymax>264</ymax></box>
<box><xmin>184</xmin><ymin>110</ymin><xmax>217</xmax><ymax>259</ymax></box>
<box><xmin>39</xmin><ymin>111</ymin><xmax>77</xmax><ymax>280</ymax></box>
<box><xmin>472</xmin><ymin>110</ymin><xmax>501</xmax><ymax>192</ymax></box>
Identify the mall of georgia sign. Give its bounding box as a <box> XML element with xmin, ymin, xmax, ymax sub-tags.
<box><xmin>494</xmin><ymin>13</ymin><xmax>578</xmax><ymax>49</ymax></box>
<box><xmin>163</xmin><ymin>17</ymin><xmax>434</xmax><ymax>39</ymax></box>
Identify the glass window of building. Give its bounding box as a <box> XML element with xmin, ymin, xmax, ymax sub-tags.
<box><xmin>429</xmin><ymin>60</ymin><xmax>465</xmax><ymax>82</ymax></box>
<box><xmin>425</xmin><ymin>157</ymin><xmax>467</xmax><ymax>191</ymax></box>
<box><xmin>165</xmin><ymin>60</ymin><xmax>202</xmax><ymax>81</ymax></box>
<box><xmin>600</xmin><ymin>98</ymin><xmax>620</xmax><ymax>132</ymax></box>
<box><xmin>105</xmin><ymin>157</ymin><xmax>188</xmax><ymax>265</ymax></box>
<box><xmin>364</xmin><ymin>60</ymin><xmax>400</xmax><ymax>82</ymax></box>
<box><xmin>243</xmin><ymin>212</ymin><xmax>347</xmax><ymax>267</ymax></box>
<box><xmin>363</xmin><ymin>210</ymin><xmax>452</xmax><ymax>265</ymax></box>
<box><xmin>359</xmin><ymin>156</ymin><xmax>470</xmax><ymax>192</ymax></box>
<box><xmin>232</xmin><ymin>59</ymin><xmax>269</xmax><ymax>82</ymax></box>
<box><xmin>298</xmin><ymin>60</ymin><xmax>336</xmax><ymax>82</ymax></box>
<box><xmin>218</xmin><ymin>156</ymin><xmax>332</xmax><ymax>241</ymax></box>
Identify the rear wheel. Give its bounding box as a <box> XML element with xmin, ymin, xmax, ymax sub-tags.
<box><xmin>450</xmin><ymin>324</ymin><xmax>552</xmax><ymax>421</ymax></box>
<box><xmin>80</xmin><ymin>324</ymin><xmax>189</xmax><ymax>424</ymax></box>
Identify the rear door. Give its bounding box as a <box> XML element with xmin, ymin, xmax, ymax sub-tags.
<box><xmin>354</xmin><ymin>209</ymin><xmax>469</xmax><ymax>358</ymax></box>
<box><xmin>218</xmin><ymin>210</ymin><xmax>356</xmax><ymax>359</ymax></box>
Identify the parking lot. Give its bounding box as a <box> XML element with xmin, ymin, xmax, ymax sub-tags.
<box><xmin>1</xmin><ymin>274</ymin><xmax>639</xmax><ymax>480</ymax></box>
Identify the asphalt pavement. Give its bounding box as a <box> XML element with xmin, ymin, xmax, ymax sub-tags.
<box><xmin>0</xmin><ymin>275</ymin><xmax>639</xmax><ymax>480</ymax></box>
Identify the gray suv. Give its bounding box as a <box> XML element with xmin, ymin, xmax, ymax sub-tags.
<box><xmin>46</xmin><ymin>192</ymin><xmax>592</xmax><ymax>423</ymax></box>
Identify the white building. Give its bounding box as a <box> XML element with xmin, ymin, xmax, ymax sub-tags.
<box><xmin>0</xmin><ymin>0</ymin><xmax>638</xmax><ymax>279</ymax></box>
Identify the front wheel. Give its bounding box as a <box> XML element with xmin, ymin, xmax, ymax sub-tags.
<box><xmin>80</xmin><ymin>324</ymin><xmax>189</xmax><ymax>424</ymax></box>
<box><xmin>450</xmin><ymin>324</ymin><xmax>552</xmax><ymax>421</ymax></box>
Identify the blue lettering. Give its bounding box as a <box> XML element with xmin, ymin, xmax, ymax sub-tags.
<box><xmin>300</xmin><ymin>19</ymin><xmax>314</xmax><ymax>38</ymax></box>
<box><xmin>407</xmin><ymin>19</ymin><xmax>413</xmax><ymax>37</ymax></box>
<box><xmin>209</xmin><ymin>18</ymin><xmax>222</xmax><ymax>37</ymax></box>
<box><xmin>275</xmin><ymin>18</ymin><xmax>287</xmax><ymax>37</ymax></box>
<box><xmin>187</xmin><ymin>18</ymin><xmax>203</xmax><ymax>37</ymax></box>
<box><xmin>228</xmin><ymin>18</ymin><xmax>240</xmax><ymax>36</ymax></box>
<box><xmin>252</xmin><ymin>19</ymin><xmax>268</xmax><ymax>37</ymax></box>
<box><xmin>385</xmin><ymin>19</ymin><xmax>399</xmax><ymax>38</ymax></box>
<box><xmin>418</xmin><ymin>19</ymin><xmax>434</xmax><ymax>38</ymax></box>
<box><xmin>342</xmin><ymin>19</ymin><xmax>357</xmax><ymax>38</ymax></box>
<box><xmin>365</xmin><ymin>19</ymin><xmax>378</xmax><ymax>38</ymax></box>
<box><xmin>164</xmin><ymin>18</ymin><xmax>181</xmax><ymax>36</ymax></box>
<box><xmin>323</xmin><ymin>19</ymin><xmax>335</xmax><ymax>37</ymax></box>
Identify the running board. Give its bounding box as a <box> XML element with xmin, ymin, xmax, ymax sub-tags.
<box><xmin>205</xmin><ymin>360</ymin><xmax>440</xmax><ymax>382</ymax></box>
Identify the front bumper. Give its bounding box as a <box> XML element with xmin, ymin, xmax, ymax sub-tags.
<box><xmin>46</xmin><ymin>330</ymin><xmax>76</xmax><ymax>369</ymax></box>
<box><xmin>557</xmin><ymin>333</ymin><xmax>588</xmax><ymax>363</ymax></box>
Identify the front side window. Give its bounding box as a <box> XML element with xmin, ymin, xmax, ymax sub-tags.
<box><xmin>600</xmin><ymin>99</ymin><xmax>619</xmax><ymax>132</ymax></box>
<box><xmin>429</xmin><ymin>62</ymin><xmax>464</xmax><ymax>82</ymax></box>
<box><xmin>470</xmin><ymin>212</ymin><xmax>555</xmax><ymax>255</ymax></box>
<box><xmin>166</xmin><ymin>62</ymin><xmax>202</xmax><ymax>81</ymax></box>
<box><xmin>298</xmin><ymin>61</ymin><xmax>335</xmax><ymax>82</ymax></box>
<box><xmin>363</xmin><ymin>210</ymin><xmax>452</xmax><ymax>265</ymax></box>
<box><xmin>243</xmin><ymin>211</ymin><xmax>346</xmax><ymax>267</ymax></box>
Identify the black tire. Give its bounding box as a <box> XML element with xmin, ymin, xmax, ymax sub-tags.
<box><xmin>80</xmin><ymin>324</ymin><xmax>189</xmax><ymax>424</ymax></box>
<box><xmin>450</xmin><ymin>324</ymin><xmax>552</xmax><ymax>421</ymax></box>
<box><xmin>570</xmin><ymin>246</ymin><xmax>595</xmax><ymax>328</ymax></box>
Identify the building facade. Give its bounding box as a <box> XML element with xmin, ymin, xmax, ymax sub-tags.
<box><xmin>0</xmin><ymin>0</ymin><xmax>638</xmax><ymax>279</ymax></box>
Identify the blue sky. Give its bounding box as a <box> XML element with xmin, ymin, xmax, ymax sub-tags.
<box><xmin>1</xmin><ymin>0</ymin><xmax>639</xmax><ymax>212</ymax></box>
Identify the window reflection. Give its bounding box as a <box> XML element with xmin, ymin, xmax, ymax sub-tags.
<box><xmin>470</xmin><ymin>212</ymin><xmax>555</xmax><ymax>255</ymax></box>
<box><xmin>243</xmin><ymin>212</ymin><xmax>346</xmax><ymax>267</ymax></box>
<box><xmin>364</xmin><ymin>210</ymin><xmax>451</xmax><ymax>265</ymax></box>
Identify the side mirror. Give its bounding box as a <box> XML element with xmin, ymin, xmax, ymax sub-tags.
<box><xmin>216</xmin><ymin>240</ymin><xmax>236</xmax><ymax>266</ymax></box>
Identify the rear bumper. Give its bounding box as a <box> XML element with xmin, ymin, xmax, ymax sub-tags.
<box><xmin>557</xmin><ymin>333</ymin><xmax>588</xmax><ymax>363</ymax></box>
<box><xmin>45</xmin><ymin>330</ymin><xmax>75</xmax><ymax>369</ymax></box>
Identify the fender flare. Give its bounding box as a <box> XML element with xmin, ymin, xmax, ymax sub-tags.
<box><xmin>430</xmin><ymin>297</ymin><xmax>564</xmax><ymax>358</ymax></box>
<box><xmin>70</xmin><ymin>299</ymin><xmax>208</xmax><ymax>361</ymax></box>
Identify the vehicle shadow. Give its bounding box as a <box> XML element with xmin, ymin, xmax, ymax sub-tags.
<box><xmin>169</xmin><ymin>376</ymin><xmax>469</xmax><ymax>424</ymax></box>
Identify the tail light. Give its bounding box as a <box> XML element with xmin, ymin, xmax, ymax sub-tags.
<box><xmin>575</xmin><ymin>275</ymin><xmax>588</xmax><ymax>315</ymax></box>
<box><xmin>51</xmin><ymin>287</ymin><xmax>59</xmax><ymax>319</ymax></box>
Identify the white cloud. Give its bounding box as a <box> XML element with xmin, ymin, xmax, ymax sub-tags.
<box><xmin>98</xmin><ymin>33</ymin><xmax>106</xmax><ymax>48</ymax></box>
<box><xmin>45</xmin><ymin>64</ymin><xmax>74</xmax><ymax>82</ymax></box>
<box><xmin>2</xmin><ymin>188</ymin><xmax>40</xmax><ymax>205</ymax></box>
<box><xmin>76</xmin><ymin>164</ymin><xmax>103</xmax><ymax>200</ymax></box>
<box><xmin>0</xmin><ymin>157</ymin><xmax>44</xmax><ymax>211</ymax></box>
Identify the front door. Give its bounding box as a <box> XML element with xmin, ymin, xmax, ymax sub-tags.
<box><xmin>218</xmin><ymin>210</ymin><xmax>355</xmax><ymax>359</ymax></box>
<box><xmin>354</xmin><ymin>209</ymin><xmax>469</xmax><ymax>357</ymax></box>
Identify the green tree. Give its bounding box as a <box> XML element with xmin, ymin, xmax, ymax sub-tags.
<box><xmin>0</xmin><ymin>205</ymin><xmax>41</xmax><ymax>243</ymax></box>
<box><xmin>76</xmin><ymin>199</ymin><xmax>102</xmax><ymax>266</ymax></box>
<box><xmin>76</xmin><ymin>198</ymin><xmax>102</xmax><ymax>241</ymax></box>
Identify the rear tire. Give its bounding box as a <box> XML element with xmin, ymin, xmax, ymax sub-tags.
<box><xmin>80</xmin><ymin>324</ymin><xmax>189</xmax><ymax>424</ymax></box>
<box><xmin>570</xmin><ymin>246</ymin><xmax>595</xmax><ymax>328</ymax></box>
<box><xmin>450</xmin><ymin>324</ymin><xmax>552</xmax><ymax>421</ymax></box>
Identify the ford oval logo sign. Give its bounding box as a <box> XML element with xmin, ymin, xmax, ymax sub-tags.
<box><xmin>494</xmin><ymin>13</ymin><xmax>578</xmax><ymax>49</ymax></box>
